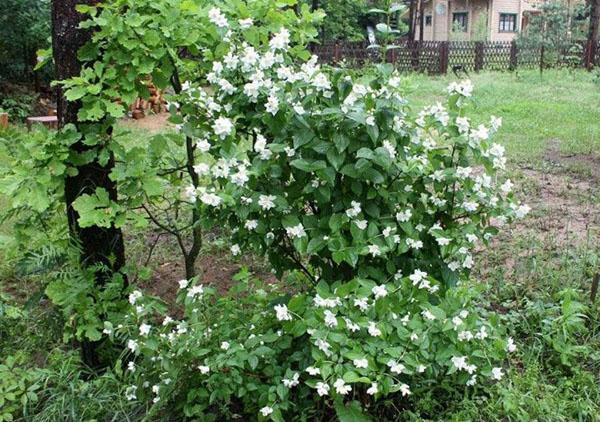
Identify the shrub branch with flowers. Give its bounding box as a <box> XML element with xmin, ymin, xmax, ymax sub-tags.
<box><xmin>111</xmin><ymin>7</ymin><xmax>530</xmax><ymax>420</ymax></box>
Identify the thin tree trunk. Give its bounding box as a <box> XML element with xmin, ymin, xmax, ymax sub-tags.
<box><xmin>419</xmin><ymin>0</ymin><xmax>425</xmax><ymax>41</ymax></box>
<box><xmin>408</xmin><ymin>0</ymin><xmax>416</xmax><ymax>40</ymax></box>
<box><xmin>587</xmin><ymin>0</ymin><xmax>599</xmax><ymax>69</ymax></box>
<box><xmin>52</xmin><ymin>0</ymin><xmax>126</xmax><ymax>370</ymax></box>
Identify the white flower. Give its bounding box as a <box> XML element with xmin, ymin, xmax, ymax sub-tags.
<box><xmin>515</xmin><ymin>204</ymin><xmax>531</xmax><ymax>218</ymax></box>
<box><xmin>399</xmin><ymin>383</ymin><xmax>411</xmax><ymax>396</ymax></box>
<box><xmin>127</xmin><ymin>339</ymin><xmax>139</xmax><ymax>353</ymax></box>
<box><xmin>258</xmin><ymin>195</ymin><xmax>276</xmax><ymax>210</ymax></box>
<box><xmin>127</xmin><ymin>361</ymin><xmax>135</xmax><ymax>372</ymax></box>
<box><xmin>436</xmin><ymin>237</ymin><xmax>451</xmax><ymax>246</ymax></box>
<box><xmin>334</xmin><ymin>378</ymin><xmax>351</xmax><ymax>395</ymax></box>
<box><xmin>456</xmin><ymin>116</ymin><xmax>470</xmax><ymax>133</ymax></box>
<box><xmin>491</xmin><ymin>367</ymin><xmax>504</xmax><ymax>380</ymax></box>
<box><xmin>451</xmin><ymin>356</ymin><xmax>468</xmax><ymax>371</ymax></box>
<box><xmin>316</xmin><ymin>382</ymin><xmax>330</xmax><ymax>396</ymax></box>
<box><xmin>282</xmin><ymin>372</ymin><xmax>300</xmax><ymax>388</ymax></box>
<box><xmin>368</xmin><ymin>244</ymin><xmax>381</xmax><ymax>257</ymax></box>
<box><xmin>315</xmin><ymin>339</ymin><xmax>331</xmax><ymax>356</ymax></box>
<box><xmin>312</xmin><ymin>73</ymin><xmax>331</xmax><ymax>91</ymax></box>
<box><xmin>284</xmin><ymin>146</ymin><xmax>296</xmax><ymax>157</ymax></box>
<box><xmin>447</xmin><ymin>79</ymin><xmax>473</xmax><ymax>97</ymax></box>
<box><xmin>125</xmin><ymin>385</ymin><xmax>137</xmax><ymax>401</ymax></box>
<box><xmin>471</xmin><ymin>124</ymin><xmax>489</xmax><ymax>141</ymax></box>
<box><xmin>421</xmin><ymin>309</ymin><xmax>435</xmax><ymax>321</ymax></box>
<box><xmin>409</xmin><ymin>269</ymin><xmax>427</xmax><ymax>285</ymax></box>
<box><xmin>139</xmin><ymin>323</ymin><xmax>151</xmax><ymax>336</ymax></box>
<box><xmin>467</xmin><ymin>375</ymin><xmax>477</xmax><ymax>386</ymax></box>
<box><xmin>193</xmin><ymin>163</ymin><xmax>210</xmax><ymax>176</ymax></box>
<box><xmin>324</xmin><ymin>310</ymin><xmax>338</xmax><ymax>328</ymax></box>
<box><xmin>396</xmin><ymin>209</ymin><xmax>412</xmax><ymax>222</ymax></box>
<box><xmin>368</xmin><ymin>322</ymin><xmax>382</xmax><ymax>337</ymax></box>
<box><xmin>195</xmin><ymin>138</ymin><xmax>211</xmax><ymax>152</ymax></box>
<box><xmin>265</xmin><ymin>94</ymin><xmax>279</xmax><ymax>115</ymax></box>
<box><xmin>372</xmin><ymin>284</ymin><xmax>388</xmax><ymax>299</ymax></box>
<box><xmin>507</xmin><ymin>337</ymin><xmax>517</xmax><ymax>353</ymax></box>
<box><xmin>367</xmin><ymin>383</ymin><xmax>378</xmax><ymax>395</ymax></box>
<box><xmin>387</xmin><ymin>360</ymin><xmax>405</xmax><ymax>374</ymax></box>
<box><xmin>198</xmin><ymin>365</ymin><xmax>210</xmax><ymax>374</ymax></box>
<box><xmin>208</xmin><ymin>7</ymin><xmax>228</xmax><ymax>28</ymax></box>
<box><xmin>212</xmin><ymin>116</ymin><xmax>233</xmax><ymax>139</ymax></box>
<box><xmin>490</xmin><ymin>115</ymin><xmax>502</xmax><ymax>131</ymax></box>
<box><xmin>187</xmin><ymin>284</ymin><xmax>204</xmax><ymax>298</ymax></box>
<box><xmin>383</xmin><ymin>140</ymin><xmax>397</xmax><ymax>158</ymax></box>
<box><xmin>128</xmin><ymin>290</ymin><xmax>142</xmax><ymax>305</ymax></box>
<box><xmin>245</xmin><ymin>220</ymin><xmax>258</xmax><ymax>230</ymax></box>
<box><xmin>355</xmin><ymin>220</ymin><xmax>368</xmax><ymax>230</ymax></box>
<box><xmin>285</xmin><ymin>223</ymin><xmax>306</xmax><ymax>238</ymax></box>
<box><xmin>458</xmin><ymin>330</ymin><xmax>474</xmax><ymax>341</ymax></box>
<box><xmin>344</xmin><ymin>318</ymin><xmax>360</xmax><ymax>332</ymax></box>
<box><xmin>260</xmin><ymin>406</ymin><xmax>274</xmax><ymax>417</ymax></box>
<box><xmin>417</xmin><ymin>364</ymin><xmax>427</xmax><ymax>373</ymax></box>
<box><xmin>366</xmin><ymin>115</ymin><xmax>376</xmax><ymax>126</ymax></box>
<box><xmin>501</xmin><ymin>179</ymin><xmax>513</xmax><ymax>193</ymax></box>
<box><xmin>221</xmin><ymin>341</ymin><xmax>230</xmax><ymax>351</ymax></box>
<box><xmin>346</xmin><ymin>201</ymin><xmax>361</xmax><ymax>218</ymax></box>
<box><xmin>200</xmin><ymin>191</ymin><xmax>222</xmax><ymax>207</ymax></box>
<box><xmin>306</xmin><ymin>366</ymin><xmax>320</xmax><ymax>376</ymax></box>
<box><xmin>270</xmin><ymin>27</ymin><xmax>290</xmax><ymax>50</ymax></box>
<box><xmin>354</xmin><ymin>297</ymin><xmax>368</xmax><ymax>311</ymax></box>
<box><xmin>353</xmin><ymin>358</ymin><xmax>368</xmax><ymax>369</ymax></box>
<box><xmin>274</xmin><ymin>304</ymin><xmax>292</xmax><ymax>321</ymax></box>
<box><xmin>238</xmin><ymin>18</ymin><xmax>253</xmax><ymax>29</ymax></box>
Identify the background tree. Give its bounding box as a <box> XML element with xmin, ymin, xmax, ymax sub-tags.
<box><xmin>51</xmin><ymin>0</ymin><xmax>126</xmax><ymax>369</ymax></box>
<box><xmin>0</xmin><ymin>0</ymin><xmax>51</xmax><ymax>88</ymax></box>
<box><xmin>588</xmin><ymin>0</ymin><xmax>599</xmax><ymax>68</ymax></box>
<box><xmin>517</xmin><ymin>2</ymin><xmax>574</xmax><ymax>72</ymax></box>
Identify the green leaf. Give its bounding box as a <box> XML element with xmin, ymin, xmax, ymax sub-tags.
<box><xmin>290</xmin><ymin>159</ymin><xmax>327</xmax><ymax>172</ymax></box>
<box><xmin>334</xmin><ymin>400</ymin><xmax>372</xmax><ymax>422</ymax></box>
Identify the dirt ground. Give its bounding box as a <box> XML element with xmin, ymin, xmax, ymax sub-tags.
<box><xmin>119</xmin><ymin>112</ymin><xmax>172</xmax><ymax>133</ymax></box>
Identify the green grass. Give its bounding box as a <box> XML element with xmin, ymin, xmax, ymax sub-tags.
<box><xmin>405</xmin><ymin>69</ymin><xmax>600</xmax><ymax>167</ymax></box>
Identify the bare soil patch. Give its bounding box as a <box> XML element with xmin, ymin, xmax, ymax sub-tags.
<box><xmin>120</xmin><ymin>112</ymin><xmax>172</xmax><ymax>133</ymax></box>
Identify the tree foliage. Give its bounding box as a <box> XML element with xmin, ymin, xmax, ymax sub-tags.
<box><xmin>0</xmin><ymin>0</ymin><xmax>51</xmax><ymax>85</ymax></box>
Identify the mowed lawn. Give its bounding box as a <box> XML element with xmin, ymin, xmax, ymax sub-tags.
<box><xmin>405</xmin><ymin>69</ymin><xmax>600</xmax><ymax>167</ymax></box>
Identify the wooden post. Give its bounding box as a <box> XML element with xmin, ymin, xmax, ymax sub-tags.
<box><xmin>474</xmin><ymin>41</ymin><xmax>484</xmax><ymax>72</ymax></box>
<box><xmin>509</xmin><ymin>40</ymin><xmax>518</xmax><ymax>70</ymax></box>
<box><xmin>439</xmin><ymin>41</ymin><xmax>449</xmax><ymax>74</ymax></box>
<box><xmin>334</xmin><ymin>40</ymin><xmax>341</xmax><ymax>63</ymax></box>
<box><xmin>0</xmin><ymin>113</ymin><xmax>8</xmax><ymax>129</ymax></box>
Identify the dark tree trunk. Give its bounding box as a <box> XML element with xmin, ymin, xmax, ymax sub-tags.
<box><xmin>52</xmin><ymin>0</ymin><xmax>126</xmax><ymax>370</ymax></box>
<box><xmin>419</xmin><ymin>0</ymin><xmax>425</xmax><ymax>41</ymax></box>
<box><xmin>588</xmin><ymin>0</ymin><xmax>599</xmax><ymax>69</ymax></box>
<box><xmin>408</xmin><ymin>0</ymin><xmax>416</xmax><ymax>41</ymax></box>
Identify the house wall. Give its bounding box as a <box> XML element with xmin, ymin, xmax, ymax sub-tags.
<box><xmin>414</xmin><ymin>0</ymin><xmax>554</xmax><ymax>42</ymax></box>
<box><xmin>489</xmin><ymin>0</ymin><xmax>521</xmax><ymax>41</ymax></box>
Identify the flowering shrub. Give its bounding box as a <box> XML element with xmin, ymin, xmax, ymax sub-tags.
<box><xmin>113</xmin><ymin>271</ymin><xmax>514</xmax><ymax>420</ymax></box>
<box><xmin>112</xmin><ymin>7</ymin><xmax>529</xmax><ymax>420</ymax></box>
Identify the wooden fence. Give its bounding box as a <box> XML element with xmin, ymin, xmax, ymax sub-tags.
<box><xmin>310</xmin><ymin>40</ymin><xmax>600</xmax><ymax>74</ymax></box>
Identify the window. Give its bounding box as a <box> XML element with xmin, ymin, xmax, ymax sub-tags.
<box><xmin>452</xmin><ymin>12</ymin><xmax>468</xmax><ymax>32</ymax></box>
<box><xmin>499</xmin><ymin>13</ymin><xmax>517</xmax><ymax>32</ymax></box>
<box><xmin>425</xmin><ymin>15</ymin><xmax>432</xmax><ymax>26</ymax></box>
